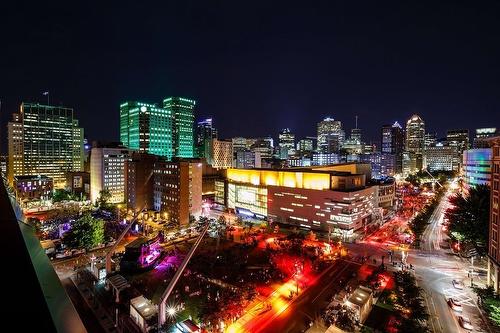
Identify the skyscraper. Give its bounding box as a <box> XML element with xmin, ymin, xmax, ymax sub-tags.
<box><xmin>163</xmin><ymin>97</ymin><xmax>196</xmax><ymax>158</ymax></box>
<box><xmin>196</xmin><ymin>118</ymin><xmax>218</xmax><ymax>158</ymax></box>
<box><xmin>7</xmin><ymin>103</ymin><xmax>84</xmax><ymax>188</ymax></box>
<box><xmin>120</xmin><ymin>101</ymin><xmax>174</xmax><ymax>159</ymax></box>
<box><xmin>297</xmin><ymin>138</ymin><xmax>314</xmax><ymax>153</ymax></box>
<box><xmin>447</xmin><ymin>129</ymin><xmax>469</xmax><ymax>153</ymax></box>
<box><xmin>317</xmin><ymin>117</ymin><xmax>344</xmax><ymax>153</ymax></box>
<box><xmin>381</xmin><ymin>121</ymin><xmax>404</xmax><ymax>173</ymax></box>
<box><xmin>405</xmin><ymin>114</ymin><xmax>425</xmax><ymax>171</ymax></box>
<box><xmin>278</xmin><ymin>128</ymin><xmax>295</xmax><ymax>159</ymax></box>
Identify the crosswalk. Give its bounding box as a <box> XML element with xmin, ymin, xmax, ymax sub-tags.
<box><xmin>442</xmin><ymin>287</ymin><xmax>476</xmax><ymax>307</ymax></box>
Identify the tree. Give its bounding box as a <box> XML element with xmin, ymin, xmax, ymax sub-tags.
<box><xmin>63</xmin><ymin>213</ymin><xmax>105</xmax><ymax>250</ymax></box>
<box><xmin>97</xmin><ymin>188</ymin><xmax>112</xmax><ymax>208</ymax></box>
<box><xmin>445</xmin><ymin>184</ymin><xmax>490</xmax><ymax>252</ymax></box>
<box><xmin>52</xmin><ymin>189</ymin><xmax>71</xmax><ymax>202</ymax></box>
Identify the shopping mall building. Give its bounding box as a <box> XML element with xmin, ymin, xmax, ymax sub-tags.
<box><xmin>215</xmin><ymin>163</ymin><xmax>382</xmax><ymax>240</ymax></box>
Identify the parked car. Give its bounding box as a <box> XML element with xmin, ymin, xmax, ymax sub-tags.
<box><xmin>448</xmin><ymin>298</ymin><xmax>462</xmax><ymax>312</ymax></box>
<box><xmin>452</xmin><ymin>279</ymin><xmax>464</xmax><ymax>290</ymax></box>
<box><xmin>458</xmin><ymin>316</ymin><xmax>473</xmax><ymax>330</ymax></box>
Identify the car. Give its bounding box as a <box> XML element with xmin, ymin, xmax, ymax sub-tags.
<box><xmin>452</xmin><ymin>279</ymin><xmax>464</xmax><ymax>290</ymax></box>
<box><xmin>448</xmin><ymin>298</ymin><xmax>463</xmax><ymax>312</ymax></box>
<box><xmin>458</xmin><ymin>316</ymin><xmax>473</xmax><ymax>330</ymax></box>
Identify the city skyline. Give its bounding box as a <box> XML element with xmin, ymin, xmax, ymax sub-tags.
<box><xmin>1</xmin><ymin>1</ymin><xmax>500</xmax><ymax>153</ymax></box>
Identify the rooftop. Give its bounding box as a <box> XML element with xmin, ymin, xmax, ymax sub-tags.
<box><xmin>347</xmin><ymin>285</ymin><xmax>373</xmax><ymax>307</ymax></box>
<box><xmin>130</xmin><ymin>295</ymin><xmax>158</xmax><ymax>320</ymax></box>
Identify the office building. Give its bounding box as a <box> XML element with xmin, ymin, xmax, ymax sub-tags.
<box><xmin>250</xmin><ymin>137</ymin><xmax>273</xmax><ymax>159</ymax></box>
<box><xmin>424</xmin><ymin>133</ymin><xmax>437</xmax><ymax>148</ymax></box>
<box><xmin>207</xmin><ymin>139</ymin><xmax>233</xmax><ymax>169</ymax></box>
<box><xmin>0</xmin><ymin>156</ymin><xmax>6</xmax><ymax>177</ymax></box>
<box><xmin>90</xmin><ymin>143</ymin><xmax>132</xmax><ymax>204</ymax></box>
<box><xmin>297</xmin><ymin>138</ymin><xmax>314</xmax><ymax>153</ymax></box>
<box><xmin>125</xmin><ymin>152</ymin><xmax>158</xmax><ymax>212</ymax></box>
<box><xmin>312</xmin><ymin>153</ymin><xmax>340</xmax><ymax>166</ymax></box>
<box><xmin>66</xmin><ymin>171</ymin><xmax>90</xmax><ymax>198</ymax></box>
<box><xmin>474</xmin><ymin>128</ymin><xmax>498</xmax><ymax>148</ymax></box>
<box><xmin>13</xmin><ymin>175</ymin><xmax>53</xmax><ymax>203</ymax></box>
<box><xmin>153</xmin><ymin>159</ymin><xmax>202</xmax><ymax>225</ymax></box>
<box><xmin>463</xmin><ymin>148</ymin><xmax>492</xmax><ymax>187</ymax></box>
<box><xmin>447</xmin><ymin>129</ymin><xmax>469</xmax><ymax>153</ymax></box>
<box><xmin>216</xmin><ymin>164</ymin><xmax>375</xmax><ymax>240</ymax></box>
<box><xmin>196</xmin><ymin>118</ymin><xmax>218</xmax><ymax>158</ymax></box>
<box><xmin>7</xmin><ymin>103</ymin><xmax>84</xmax><ymax>188</ymax></box>
<box><xmin>381</xmin><ymin>122</ymin><xmax>404</xmax><ymax>174</ymax></box>
<box><xmin>425</xmin><ymin>143</ymin><xmax>457</xmax><ymax>172</ymax></box>
<box><xmin>487</xmin><ymin>137</ymin><xmax>500</xmax><ymax>292</ymax></box>
<box><xmin>317</xmin><ymin>117</ymin><xmax>345</xmax><ymax>153</ymax></box>
<box><xmin>235</xmin><ymin>150</ymin><xmax>260</xmax><ymax>169</ymax></box>
<box><xmin>120</xmin><ymin>101</ymin><xmax>173</xmax><ymax>159</ymax></box>
<box><xmin>163</xmin><ymin>97</ymin><xmax>196</xmax><ymax>158</ymax></box>
<box><xmin>278</xmin><ymin>128</ymin><xmax>295</xmax><ymax>159</ymax></box>
<box><xmin>405</xmin><ymin>114</ymin><xmax>425</xmax><ymax>172</ymax></box>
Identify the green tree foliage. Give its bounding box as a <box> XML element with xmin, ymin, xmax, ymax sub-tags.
<box><xmin>445</xmin><ymin>184</ymin><xmax>490</xmax><ymax>251</ymax></box>
<box><xmin>63</xmin><ymin>213</ymin><xmax>105</xmax><ymax>250</ymax></box>
<box><xmin>97</xmin><ymin>188</ymin><xmax>112</xmax><ymax>208</ymax></box>
<box><xmin>393</xmin><ymin>271</ymin><xmax>429</xmax><ymax>332</ymax></box>
<box><xmin>52</xmin><ymin>189</ymin><xmax>71</xmax><ymax>202</ymax></box>
<box><xmin>409</xmin><ymin>188</ymin><xmax>445</xmax><ymax>240</ymax></box>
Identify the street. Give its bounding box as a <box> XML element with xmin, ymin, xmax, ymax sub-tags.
<box><xmin>412</xmin><ymin>192</ymin><xmax>491</xmax><ymax>333</ymax></box>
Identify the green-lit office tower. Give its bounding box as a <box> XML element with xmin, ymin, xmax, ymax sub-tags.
<box><xmin>163</xmin><ymin>97</ymin><xmax>195</xmax><ymax>158</ymax></box>
<box><xmin>120</xmin><ymin>102</ymin><xmax>174</xmax><ymax>159</ymax></box>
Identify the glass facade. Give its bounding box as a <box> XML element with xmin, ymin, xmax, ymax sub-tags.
<box><xmin>463</xmin><ymin>148</ymin><xmax>492</xmax><ymax>187</ymax></box>
<box><xmin>8</xmin><ymin>103</ymin><xmax>84</xmax><ymax>188</ymax></box>
<box><xmin>163</xmin><ymin>97</ymin><xmax>195</xmax><ymax>158</ymax></box>
<box><xmin>120</xmin><ymin>102</ymin><xmax>174</xmax><ymax>159</ymax></box>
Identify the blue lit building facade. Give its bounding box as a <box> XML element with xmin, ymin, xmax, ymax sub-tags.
<box><xmin>462</xmin><ymin>148</ymin><xmax>492</xmax><ymax>187</ymax></box>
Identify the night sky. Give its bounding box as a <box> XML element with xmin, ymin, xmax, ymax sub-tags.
<box><xmin>1</xmin><ymin>1</ymin><xmax>500</xmax><ymax>152</ymax></box>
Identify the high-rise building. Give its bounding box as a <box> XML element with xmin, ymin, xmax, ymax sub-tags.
<box><xmin>120</xmin><ymin>101</ymin><xmax>173</xmax><ymax>159</ymax></box>
<box><xmin>207</xmin><ymin>139</ymin><xmax>233</xmax><ymax>169</ymax></box>
<box><xmin>251</xmin><ymin>137</ymin><xmax>273</xmax><ymax>159</ymax></box>
<box><xmin>463</xmin><ymin>148</ymin><xmax>492</xmax><ymax>187</ymax></box>
<box><xmin>447</xmin><ymin>129</ymin><xmax>469</xmax><ymax>153</ymax></box>
<box><xmin>317</xmin><ymin>117</ymin><xmax>345</xmax><ymax>153</ymax></box>
<box><xmin>278</xmin><ymin>128</ymin><xmax>295</xmax><ymax>159</ymax></box>
<box><xmin>90</xmin><ymin>143</ymin><xmax>132</xmax><ymax>204</ymax></box>
<box><xmin>297</xmin><ymin>138</ymin><xmax>314</xmax><ymax>153</ymax></box>
<box><xmin>125</xmin><ymin>152</ymin><xmax>158</xmax><ymax>212</ymax></box>
<box><xmin>7</xmin><ymin>103</ymin><xmax>84</xmax><ymax>188</ymax></box>
<box><xmin>405</xmin><ymin>114</ymin><xmax>425</xmax><ymax>171</ymax></box>
<box><xmin>153</xmin><ymin>159</ymin><xmax>202</xmax><ymax>225</ymax></box>
<box><xmin>424</xmin><ymin>133</ymin><xmax>437</xmax><ymax>148</ymax></box>
<box><xmin>425</xmin><ymin>143</ymin><xmax>457</xmax><ymax>172</ymax></box>
<box><xmin>381</xmin><ymin>121</ymin><xmax>404</xmax><ymax>173</ymax></box>
<box><xmin>163</xmin><ymin>97</ymin><xmax>195</xmax><ymax>158</ymax></box>
<box><xmin>446</xmin><ymin>129</ymin><xmax>469</xmax><ymax>170</ymax></box>
<box><xmin>474</xmin><ymin>128</ymin><xmax>498</xmax><ymax>148</ymax></box>
<box><xmin>487</xmin><ymin>137</ymin><xmax>500</xmax><ymax>292</ymax></box>
<box><xmin>196</xmin><ymin>118</ymin><xmax>218</xmax><ymax>158</ymax></box>
<box><xmin>0</xmin><ymin>155</ymin><xmax>7</xmax><ymax>177</ymax></box>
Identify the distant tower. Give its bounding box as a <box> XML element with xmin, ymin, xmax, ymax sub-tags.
<box><xmin>278</xmin><ymin>128</ymin><xmax>295</xmax><ymax>159</ymax></box>
<box><xmin>405</xmin><ymin>114</ymin><xmax>425</xmax><ymax>171</ymax></box>
<box><xmin>381</xmin><ymin>121</ymin><xmax>405</xmax><ymax>174</ymax></box>
<box><xmin>350</xmin><ymin>116</ymin><xmax>362</xmax><ymax>143</ymax></box>
<box><xmin>317</xmin><ymin>117</ymin><xmax>345</xmax><ymax>153</ymax></box>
